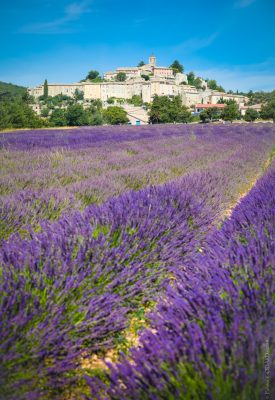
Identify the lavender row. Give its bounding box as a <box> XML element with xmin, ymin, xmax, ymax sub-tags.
<box><xmin>0</xmin><ymin>171</ymin><xmax>221</xmax><ymax>399</ymax></box>
<box><xmin>89</xmin><ymin>161</ymin><xmax>275</xmax><ymax>400</ymax></box>
<box><xmin>1</xmin><ymin>124</ymin><xmax>274</xmax><ymax>240</ymax></box>
<box><xmin>1</xmin><ymin>123</ymin><xmax>271</xmax><ymax>151</ymax></box>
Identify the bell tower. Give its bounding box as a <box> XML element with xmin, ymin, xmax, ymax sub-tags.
<box><xmin>149</xmin><ymin>54</ymin><xmax>156</xmax><ymax>66</ymax></box>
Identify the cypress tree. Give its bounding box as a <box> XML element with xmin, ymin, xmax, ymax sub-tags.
<box><xmin>43</xmin><ymin>79</ymin><xmax>48</xmax><ymax>98</ymax></box>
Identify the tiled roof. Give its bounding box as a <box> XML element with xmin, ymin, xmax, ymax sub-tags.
<box><xmin>195</xmin><ymin>104</ymin><xmax>226</xmax><ymax>108</ymax></box>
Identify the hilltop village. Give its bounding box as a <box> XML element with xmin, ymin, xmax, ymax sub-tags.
<box><xmin>28</xmin><ymin>55</ymin><xmax>248</xmax><ymax>124</ymax></box>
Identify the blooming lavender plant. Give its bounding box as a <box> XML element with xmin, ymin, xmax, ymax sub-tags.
<box><xmin>88</xmin><ymin>161</ymin><xmax>275</xmax><ymax>400</ymax></box>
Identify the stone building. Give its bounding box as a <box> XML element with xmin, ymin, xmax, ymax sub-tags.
<box><xmin>28</xmin><ymin>55</ymin><xmax>247</xmax><ymax>108</ymax></box>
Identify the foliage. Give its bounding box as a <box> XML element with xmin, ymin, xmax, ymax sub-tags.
<box><xmin>217</xmin><ymin>98</ymin><xmax>237</xmax><ymax>105</ymax></box>
<box><xmin>221</xmin><ymin>102</ymin><xmax>240</xmax><ymax>121</ymax></box>
<box><xmin>40</xmin><ymin>107</ymin><xmax>50</xmax><ymax>118</ymax></box>
<box><xmin>199</xmin><ymin>107</ymin><xmax>222</xmax><ymax>122</ymax></box>
<box><xmin>149</xmin><ymin>95</ymin><xmax>191</xmax><ymax>124</ymax></box>
<box><xmin>246</xmin><ymin>89</ymin><xmax>275</xmax><ymax>105</ymax></box>
<box><xmin>244</xmin><ymin>108</ymin><xmax>259</xmax><ymax>122</ymax></box>
<box><xmin>187</xmin><ymin>72</ymin><xmax>203</xmax><ymax>89</ymax></box>
<box><xmin>0</xmin><ymin>100</ymin><xmax>45</xmax><ymax>130</ymax></box>
<box><xmin>90</xmin><ymin>99</ymin><xmax>103</xmax><ymax>109</ymax></box>
<box><xmin>207</xmin><ymin>79</ymin><xmax>225</xmax><ymax>92</ymax></box>
<box><xmin>65</xmin><ymin>104</ymin><xmax>89</xmax><ymax>126</ymax></box>
<box><xmin>116</xmin><ymin>72</ymin><xmax>127</xmax><ymax>82</ymax></box>
<box><xmin>141</xmin><ymin>74</ymin><xmax>150</xmax><ymax>81</ymax></box>
<box><xmin>43</xmin><ymin>79</ymin><xmax>48</xmax><ymax>98</ymax></box>
<box><xmin>103</xmin><ymin>106</ymin><xmax>129</xmax><ymax>125</ymax></box>
<box><xmin>260</xmin><ymin>100</ymin><xmax>275</xmax><ymax>122</ymax></box>
<box><xmin>49</xmin><ymin>108</ymin><xmax>67</xmax><ymax>126</ymax></box>
<box><xmin>170</xmin><ymin>60</ymin><xmax>184</xmax><ymax>74</ymax></box>
<box><xmin>137</xmin><ymin>61</ymin><xmax>145</xmax><ymax>67</ymax></box>
<box><xmin>107</xmin><ymin>97</ymin><xmax>115</xmax><ymax>104</ymax></box>
<box><xmin>128</xmin><ymin>94</ymin><xmax>143</xmax><ymax>106</ymax></box>
<box><xmin>0</xmin><ymin>81</ymin><xmax>26</xmax><ymax>102</ymax></box>
<box><xmin>74</xmin><ymin>89</ymin><xmax>84</xmax><ymax>101</ymax></box>
<box><xmin>85</xmin><ymin>70</ymin><xmax>100</xmax><ymax>81</ymax></box>
<box><xmin>85</xmin><ymin>105</ymin><xmax>103</xmax><ymax>125</ymax></box>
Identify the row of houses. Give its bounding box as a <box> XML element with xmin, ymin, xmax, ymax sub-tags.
<box><xmin>28</xmin><ymin>55</ymin><xmax>248</xmax><ymax>109</ymax></box>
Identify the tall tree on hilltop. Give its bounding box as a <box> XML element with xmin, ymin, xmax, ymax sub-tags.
<box><xmin>43</xmin><ymin>79</ymin><xmax>48</xmax><ymax>98</ymax></box>
<box><xmin>170</xmin><ymin>60</ymin><xmax>184</xmax><ymax>74</ymax></box>
<box><xmin>137</xmin><ymin>61</ymin><xmax>145</xmax><ymax>67</ymax></box>
<box><xmin>85</xmin><ymin>70</ymin><xmax>100</xmax><ymax>81</ymax></box>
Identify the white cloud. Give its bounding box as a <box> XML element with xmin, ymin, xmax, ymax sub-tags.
<box><xmin>234</xmin><ymin>0</ymin><xmax>256</xmax><ymax>9</ymax></box>
<box><xmin>20</xmin><ymin>0</ymin><xmax>93</xmax><ymax>34</ymax></box>
<box><xmin>196</xmin><ymin>59</ymin><xmax>275</xmax><ymax>92</ymax></box>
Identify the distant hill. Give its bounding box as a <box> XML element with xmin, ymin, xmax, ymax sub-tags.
<box><xmin>0</xmin><ymin>81</ymin><xmax>26</xmax><ymax>99</ymax></box>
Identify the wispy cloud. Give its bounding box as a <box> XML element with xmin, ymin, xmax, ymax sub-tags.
<box><xmin>196</xmin><ymin>58</ymin><xmax>275</xmax><ymax>92</ymax></box>
<box><xmin>21</xmin><ymin>0</ymin><xmax>93</xmax><ymax>34</ymax></box>
<box><xmin>234</xmin><ymin>0</ymin><xmax>256</xmax><ymax>9</ymax></box>
<box><xmin>173</xmin><ymin>33</ymin><xmax>219</xmax><ymax>53</ymax></box>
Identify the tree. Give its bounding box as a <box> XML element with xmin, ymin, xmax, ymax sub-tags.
<box><xmin>187</xmin><ymin>72</ymin><xmax>195</xmax><ymax>85</ymax></box>
<box><xmin>85</xmin><ymin>70</ymin><xmax>100</xmax><ymax>81</ymax></box>
<box><xmin>244</xmin><ymin>108</ymin><xmax>258</xmax><ymax>122</ymax></box>
<box><xmin>170</xmin><ymin>60</ymin><xmax>184</xmax><ymax>74</ymax></box>
<box><xmin>116</xmin><ymin>72</ymin><xmax>127</xmax><ymax>82</ymax></box>
<box><xmin>41</xmin><ymin>107</ymin><xmax>50</xmax><ymax>118</ymax></box>
<box><xmin>199</xmin><ymin>110</ymin><xmax>210</xmax><ymax>123</ymax></box>
<box><xmin>0</xmin><ymin>103</ymin><xmax>12</xmax><ymax>129</ymax></box>
<box><xmin>141</xmin><ymin>74</ymin><xmax>150</xmax><ymax>81</ymax></box>
<box><xmin>246</xmin><ymin>90</ymin><xmax>275</xmax><ymax>106</ymax></box>
<box><xmin>43</xmin><ymin>79</ymin><xmax>48</xmax><ymax>98</ymax></box>
<box><xmin>107</xmin><ymin>97</ymin><xmax>115</xmax><ymax>104</ymax></box>
<box><xmin>103</xmin><ymin>106</ymin><xmax>129</xmax><ymax>125</ymax></box>
<box><xmin>74</xmin><ymin>89</ymin><xmax>84</xmax><ymax>101</ymax></box>
<box><xmin>199</xmin><ymin>107</ymin><xmax>222</xmax><ymax>123</ymax></box>
<box><xmin>149</xmin><ymin>95</ymin><xmax>191</xmax><ymax>124</ymax></box>
<box><xmin>21</xmin><ymin>91</ymin><xmax>34</xmax><ymax>104</ymax></box>
<box><xmin>90</xmin><ymin>99</ymin><xmax>103</xmax><ymax>109</ymax></box>
<box><xmin>207</xmin><ymin>79</ymin><xmax>225</xmax><ymax>92</ymax></box>
<box><xmin>193</xmin><ymin>77</ymin><xmax>203</xmax><ymax>90</ymax></box>
<box><xmin>49</xmin><ymin>109</ymin><xmax>67</xmax><ymax>126</ymax></box>
<box><xmin>221</xmin><ymin>103</ymin><xmax>240</xmax><ymax>122</ymax></box>
<box><xmin>66</xmin><ymin>104</ymin><xmax>88</xmax><ymax>126</ymax></box>
<box><xmin>128</xmin><ymin>95</ymin><xmax>143</xmax><ymax>106</ymax></box>
<box><xmin>137</xmin><ymin>61</ymin><xmax>145</xmax><ymax>67</ymax></box>
<box><xmin>260</xmin><ymin>101</ymin><xmax>275</xmax><ymax>122</ymax></box>
<box><xmin>0</xmin><ymin>100</ymin><xmax>45</xmax><ymax>130</ymax></box>
<box><xmin>85</xmin><ymin>105</ymin><xmax>103</xmax><ymax>125</ymax></box>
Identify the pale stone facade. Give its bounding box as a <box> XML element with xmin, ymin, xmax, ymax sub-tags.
<box><xmin>28</xmin><ymin>55</ymin><xmax>248</xmax><ymax>109</ymax></box>
<box><xmin>210</xmin><ymin>92</ymin><xmax>247</xmax><ymax>107</ymax></box>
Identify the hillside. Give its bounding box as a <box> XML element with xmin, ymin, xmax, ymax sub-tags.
<box><xmin>0</xmin><ymin>81</ymin><xmax>26</xmax><ymax>99</ymax></box>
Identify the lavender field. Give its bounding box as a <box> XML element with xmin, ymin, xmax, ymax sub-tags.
<box><xmin>0</xmin><ymin>123</ymin><xmax>274</xmax><ymax>400</ymax></box>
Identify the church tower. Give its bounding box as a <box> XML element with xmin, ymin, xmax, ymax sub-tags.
<box><xmin>149</xmin><ymin>54</ymin><xmax>156</xmax><ymax>66</ymax></box>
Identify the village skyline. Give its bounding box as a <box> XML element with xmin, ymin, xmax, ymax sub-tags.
<box><xmin>1</xmin><ymin>0</ymin><xmax>275</xmax><ymax>91</ymax></box>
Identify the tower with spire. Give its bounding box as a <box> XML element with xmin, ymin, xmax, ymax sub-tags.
<box><xmin>149</xmin><ymin>54</ymin><xmax>156</xmax><ymax>67</ymax></box>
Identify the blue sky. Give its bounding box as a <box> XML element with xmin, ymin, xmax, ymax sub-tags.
<box><xmin>1</xmin><ymin>0</ymin><xmax>275</xmax><ymax>91</ymax></box>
